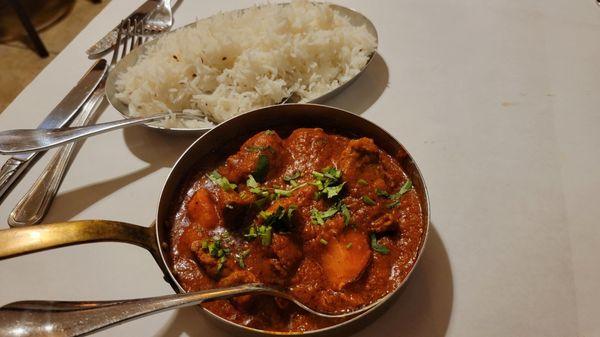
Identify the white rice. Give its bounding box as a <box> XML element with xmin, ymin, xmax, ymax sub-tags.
<box><xmin>115</xmin><ymin>0</ymin><xmax>377</xmax><ymax>128</ymax></box>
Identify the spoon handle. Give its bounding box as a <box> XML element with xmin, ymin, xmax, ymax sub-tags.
<box><xmin>0</xmin><ymin>115</ymin><xmax>166</xmax><ymax>155</ymax></box>
<box><xmin>0</xmin><ymin>284</ymin><xmax>266</xmax><ymax>337</ymax></box>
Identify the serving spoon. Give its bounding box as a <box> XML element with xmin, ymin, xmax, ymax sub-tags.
<box><xmin>0</xmin><ymin>94</ymin><xmax>303</xmax><ymax>155</ymax></box>
<box><xmin>0</xmin><ymin>113</ymin><xmax>207</xmax><ymax>154</ymax></box>
<box><xmin>0</xmin><ymin>283</ymin><xmax>379</xmax><ymax>337</ymax></box>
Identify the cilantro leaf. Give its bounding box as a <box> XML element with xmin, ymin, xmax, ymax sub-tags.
<box><xmin>324</xmin><ymin>182</ymin><xmax>346</xmax><ymax>199</ymax></box>
<box><xmin>362</xmin><ymin>195</ymin><xmax>376</xmax><ymax>206</ymax></box>
<box><xmin>246</xmin><ymin>175</ymin><xmax>259</xmax><ymax>188</ymax></box>
<box><xmin>310</xmin><ymin>206</ymin><xmax>339</xmax><ymax>225</ymax></box>
<box><xmin>370</xmin><ymin>234</ymin><xmax>390</xmax><ymax>254</ymax></box>
<box><xmin>252</xmin><ymin>155</ymin><xmax>269</xmax><ymax>182</ymax></box>
<box><xmin>284</xmin><ymin>170</ymin><xmax>301</xmax><ymax>182</ymax></box>
<box><xmin>390</xmin><ymin>179</ymin><xmax>413</xmax><ymax>200</ymax></box>
<box><xmin>208</xmin><ymin>170</ymin><xmax>237</xmax><ymax>191</ymax></box>
<box><xmin>340</xmin><ymin>203</ymin><xmax>351</xmax><ymax>226</ymax></box>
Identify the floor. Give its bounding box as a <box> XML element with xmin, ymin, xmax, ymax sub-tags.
<box><xmin>0</xmin><ymin>0</ymin><xmax>109</xmax><ymax>113</ymax></box>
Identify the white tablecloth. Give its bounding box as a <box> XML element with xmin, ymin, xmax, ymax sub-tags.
<box><xmin>1</xmin><ymin>1</ymin><xmax>598</xmax><ymax>336</ymax></box>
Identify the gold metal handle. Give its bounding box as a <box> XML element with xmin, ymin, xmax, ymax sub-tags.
<box><xmin>0</xmin><ymin>220</ymin><xmax>157</xmax><ymax>260</ymax></box>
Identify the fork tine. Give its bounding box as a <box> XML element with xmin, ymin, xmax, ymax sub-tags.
<box><xmin>135</xmin><ymin>19</ymin><xmax>143</xmax><ymax>47</ymax></box>
<box><xmin>110</xmin><ymin>20</ymin><xmax>125</xmax><ymax>67</ymax></box>
<box><xmin>137</xmin><ymin>19</ymin><xmax>145</xmax><ymax>46</ymax></box>
<box><xmin>129</xmin><ymin>18</ymin><xmax>137</xmax><ymax>52</ymax></box>
<box><xmin>121</xmin><ymin>18</ymin><xmax>131</xmax><ymax>60</ymax></box>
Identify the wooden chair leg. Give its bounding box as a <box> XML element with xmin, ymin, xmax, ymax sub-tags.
<box><xmin>6</xmin><ymin>0</ymin><xmax>50</xmax><ymax>58</ymax></box>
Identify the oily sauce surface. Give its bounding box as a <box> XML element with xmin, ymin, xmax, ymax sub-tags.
<box><xmin>169</xmin><ymin>128</ymin><xmax>425</xmax><ymax>332</ymax></box>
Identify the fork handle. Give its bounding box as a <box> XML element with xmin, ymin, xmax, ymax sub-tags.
<box><xmin>8</xmin><ymin>90</ymin><xmax>106</xmax><ymax>227</ymax></box>
<box><xmin>0</xmin><ymin>114</ymin><xmax>167</xmax><ymax>155</ymax></box>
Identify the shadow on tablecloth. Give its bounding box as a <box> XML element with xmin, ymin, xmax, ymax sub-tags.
<box><xmin>155</xmin><ymin>223</ymin><xmax>453</xmax><ymax>337</ymax></box>
<box><xmin>323</xmin><ymin>52</ymin><xmax>389</xmax><ymax>116</ymax></box>
<box><xmin>43</xmin><ymin>124</ymin><xmax>197</xmax><ymax>221</ymax></box>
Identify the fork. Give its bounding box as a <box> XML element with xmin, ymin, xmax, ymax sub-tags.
<box><xmin>7</xmin><ymin>18</ymin><xmax>149</xmax><ymax>227</ymax></box>
<box><xmin>144</xmin><ymin>0</ymin><xmax>173</xmax><ymax>33</ymax></box>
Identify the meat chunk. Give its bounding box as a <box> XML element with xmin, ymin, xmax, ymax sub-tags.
<box><xmin>218</xmin><ymin>270</ymin><xmax>259</xmax><ymax>308</ymax></box>
<box><xmin>320</xmin><ymin>230</ymin><xmax>371</xmax><ymax>291</ymax></box>
<box><xmin>284</xmin><ymin>128</ymin><xmax>347</xmax><ymax>173</ymax></box>
<box><xmin>219</xmin><ymin>131</ymin><xmax>287</xmax><ymax>183</ymax></box>
<box><xmin>370</xmin><ymin>213</ymin><xmax>397</xmax><ymax>233</ymax></box>
<box><xmin>187</xmin><ymin>188</ymin><xmax>222</xmax><ymax>230</ymax></box>
<box><xmin>338</xmin><ymin>138</ymin><xmax>381</xmax><ymax>185</ymax></box>
<box><xmin>271</xmin><ymin>234</ymin><xmax>303</xmax><ymax>272</ymax></box>
<box><xmin>211</xmin><ymin>187</ymin><xmax>255</xmax><ymax>229</ymax></box>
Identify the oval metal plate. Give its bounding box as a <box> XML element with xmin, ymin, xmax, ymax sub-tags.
<box><xmin>105</xmin><ymin>2</ymin><xmax>379</xmax><ymax>133</ymax></box>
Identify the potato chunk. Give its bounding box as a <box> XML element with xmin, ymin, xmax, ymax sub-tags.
<box><xmin>187</xmin><ymin>188</ymin><xmax>221</xmax><ymax>230</ymax></box>
<box><xmin>320</xmin><ymin>230</ymin><xmax>371</xmax><ymax>291</ymax></box>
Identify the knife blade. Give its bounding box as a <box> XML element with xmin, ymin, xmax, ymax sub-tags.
<box><xmin>0</xmin><ymin>59</ymin><xmax>108</xmax><ymax>204</ymax></box>
<box><xmin>86</xmin><ymin>0</ymin><xmax>160</xmax><ymax>57</ymax></box>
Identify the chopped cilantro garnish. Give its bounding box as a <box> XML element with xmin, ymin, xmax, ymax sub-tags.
<box><xmin>199</xmin><ymin>237</ymin><xmax>230</xmax><ymax>272</ymax></box>
<box><xmin>274</xmin><ymin>188</ymin><xmax>292</xmax><ymax>198</ymax></box>
<box><xmin>273</xmin><ymin>183</ymin><xmax>306</xmax><ymax>199</ymax></box>
<box><xmin>310</xmin><ymin>205</ymin><xmax>339</xmax><ymax>225</ymax></box>
<box><xmin>376</xmin><ymin>188</ymin><xmax>390</xmax><ymax>198</ymax></box>
<box><xmin>324</xmin><ymin>182</ymin><xmax>346</xmax><ymax>199</ymax></box>
<box><xmin>284</xmin><ymin>170</ymin><xmax>301</xmax><ymax>182</ymax></box>
<box><xmin>244</xmin><ymin>224</ymin><xmax>272</xmax><ymax>246</ymax></box>
<box><xmin>386</xmin><ymin>200</ymin><xmax>400</xmax><ymax>209</ymax></box>
<box><xmin>357</xmin><ymin>179</ymin><xmax>368</xmax><ymax>185</ymax></box>
<box><xmin>252</xmin><ymin>155</ymin><xmax>269</xmax><ymax>182</ymax></box>
<box><xmin>346</xmin><ymin>243</ymin><xmax>353</xmax><ymax>249</ymax></box>
<box><xmin>362</xmin><ymin>195</ymin><xmax>376</xmax><ymax>206</ymax></box>
<box><xmin>311</xmin><ymin>167</ymin><xmax>345</xmax><ymax>200</ymax></box>
<box><xmin>258</xmin><ymin>225</ymin><xmax>272</xmax><ymax>246</ymax></box>
<box><xmin>390</xmin><ymin>179</ymin><xmax>413</xmax><ymax>200</ymax></box>
<box><xmin>207</xmin><ymin>170</ymin><xmax>237</xmax><ymax>191</ymax></box>
<box><xmin>235</xmin><ymin>249</ymin><xmax>250</xmax><ymax>269</ymax></box>
<box><xmin>244</xmin><ymin>226</ymin><xmax>257</xmax><ymax>239</ymax></box>
<box><xmin>340</xmin><ymin>203</ymin><xmax>351</xmax><ymax>226</ymax></box>
<box><xmin>264</xmin><ymin>130</ymin><xmax>275</xmax><ymax>135</ymax></box>
<box><xmin>253</xmin><ymin>197</ymin><xmax>269</xmax><ymax>208</ymax></box>
<box><xmin>217</xmin><ymin>255</ymin><xmax>227</xmax><ymax>271</ymax></box>
<box><xmin>246</xmin><ymin>175</ymin><xmax>259</xmax><ymax>188</ymax></box>
<box><xmin>370</xmin><ymin>234</ymin><xmax>390</xmax><ymax>254</ymax></box>
<box><xmin>320</xmin><ymin>238</ymin><xmax>328</xmax><ymax>245</ymax></box>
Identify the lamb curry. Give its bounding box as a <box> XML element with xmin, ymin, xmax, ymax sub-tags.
<box><xmin>169</xmin><ymin>128</ymin><xmax>425</xmax><ymax>332</ymax></box>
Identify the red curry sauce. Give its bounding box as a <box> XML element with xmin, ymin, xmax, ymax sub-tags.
<box><xmin>169</xmin><ymin>128</ymin><xmax>424</xmax><ymax>332</ymax></box>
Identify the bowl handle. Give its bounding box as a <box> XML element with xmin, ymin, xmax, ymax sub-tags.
<box><xmin>0</xmin><ymin>220</ymin><xmax>158</xmax><ymax>260</ymax></box>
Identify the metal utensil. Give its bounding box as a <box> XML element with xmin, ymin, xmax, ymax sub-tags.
<box><xmin>104</xmin><ymin>3</ymin><xmax>379</xmax><ymax>132</ymax></box>
<box><xmin>144</xmin><ymin>0</ymin><xmax>173</xmax><ymax>33</ymax></box>
<box><xmin>7</xmin><ymin>93</ymin><xmax>105</xmax><ymax>227</ymax></box>
<box><xmin>6</xmin><ymin>19</ymin><xmax>151</xmax><ymax>226</ymax></box>
<box><xmin>0</xmin><ymin>60</ymin><xmax>108</xmax><ymax>205</ymax></box>
<box><xmin>0</xmin><ymin>104</ymin><xmax>430</xmax><ymax>336</ymax></box>
<box><xmin>0</xmin><ymin>113</ymin><xmax>205</xmax><ymax>154</ymax></box>
<box><xmin>86</xmin><ymin>0</ymin><xmax>160</xmax><ymax>57</ymax></box>
<box><xmin>0</xmin><ymin>283</ymin><xmax>377</xmax><ymax>337</ymax></box>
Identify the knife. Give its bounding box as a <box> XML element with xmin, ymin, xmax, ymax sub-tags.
<box><xmin>86</xmin><ymin>0</ymin><xmax>160</xmax><ymax>57</ymax></box>
<box><xmin>0</xmin><ymin>59</ymin><xmax>108</xmax><ymax>205</ymax></box>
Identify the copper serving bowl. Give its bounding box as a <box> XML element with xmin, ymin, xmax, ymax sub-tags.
<box><xmin>0</xmin><ymin>104</ymin><xmax>429</xmax><ymax>336</ymax></box>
